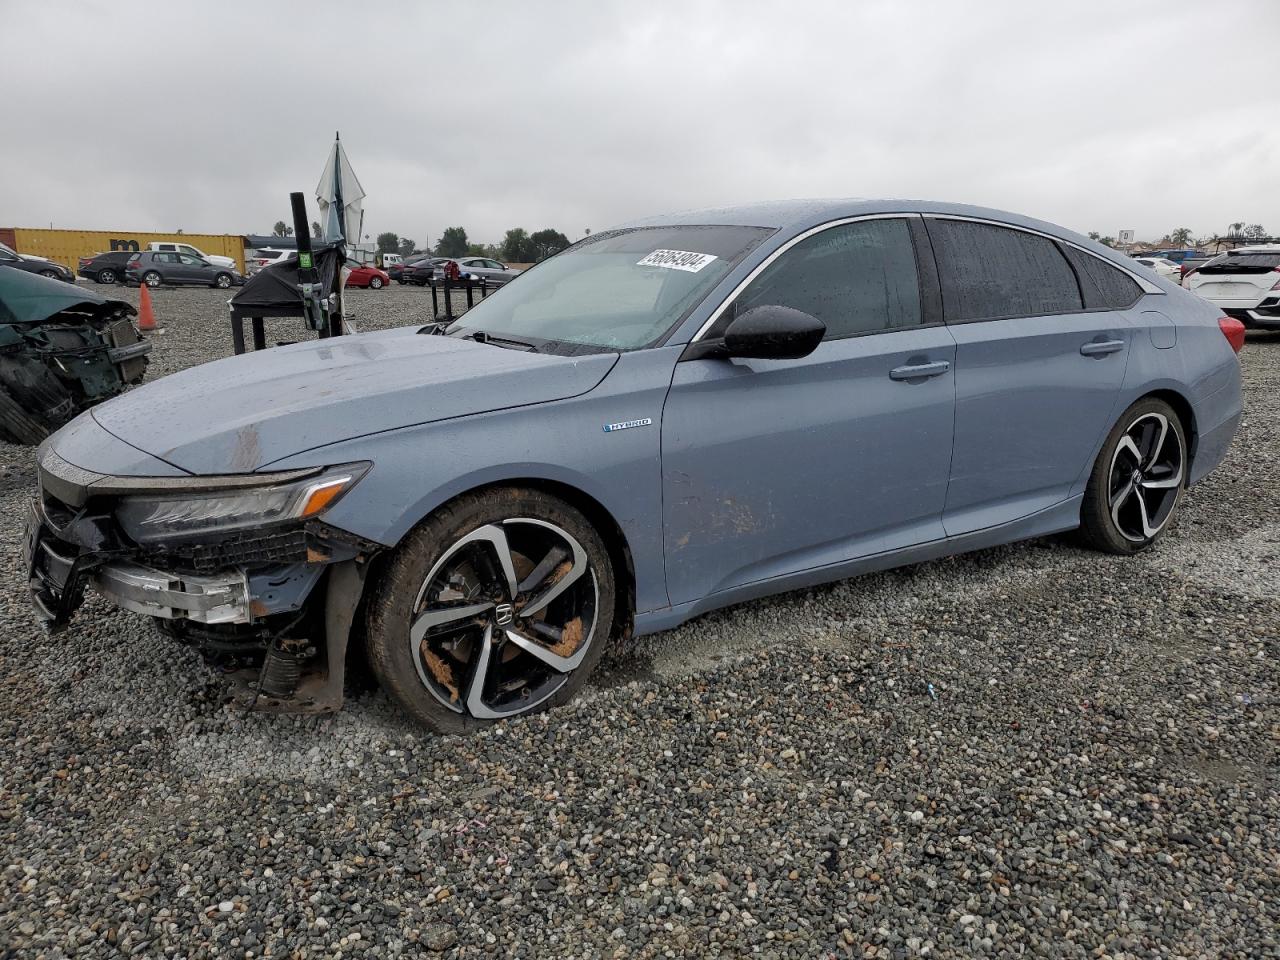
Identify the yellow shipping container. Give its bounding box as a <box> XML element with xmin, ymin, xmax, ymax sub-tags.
<box><xmin>2</xmin><ymin>228</ymin><xmax>246</xmax><ymax>274</ymax></box>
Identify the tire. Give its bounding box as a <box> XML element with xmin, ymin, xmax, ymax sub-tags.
<box><xmin>98</xmin><ymin>269</ymin><xmax>116</xmax><ymax>284</ymax></box>
<box><xmin>369</xmin><ymin>276</ymin><xmax>384</xmax><ymax>289</ymax></box>
<box><xmin>143</xmin><ymin>271</ymin><xmax>162</xmax><ymax>288</ymax></box>
<box><xmin>213</xmin><ymin>273</ymin><xmax>233</xmax><ymax>289</ymax></box>
<box><xmin>38</xmin><ymin>269</ymin><xmax>58</xmax><ymax>279</ymax></box>
<box><xmin>366</xmin><ymin>487</ymin><xmax>616</xmax><ymax>734</ymax></box>
<box><xmin>1079</xmin><ymin>397</ymin><xmax>1187</xmax><ymax>554</ymax></box>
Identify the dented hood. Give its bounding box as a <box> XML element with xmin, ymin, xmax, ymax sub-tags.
<box><xmin>91</xmin><ymin>326</ymin><xmax>617</xmax><ymax>473</ymax></box>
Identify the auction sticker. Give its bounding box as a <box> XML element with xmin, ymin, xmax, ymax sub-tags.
<box><xmin>636</xmin><ymin>249</ymin><xmax>717</xmax><ymax>272</ymax></box>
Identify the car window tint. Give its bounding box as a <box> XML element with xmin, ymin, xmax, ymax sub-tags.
<box><xmin>179</xmin><ymin>254</ymin><xmax>203</xmax><ymax>266</ymax></box>
<box><xmin>928</xmin><ymin>220</ymin><xmax>1083</xmax><ymax>321</ymax></box>
<box><xmin>1062</xmin><ymin>247</ymin><xmax>1143</xmax><ymax>309</ymax></box>
<box><xmin>732</xmin><ymin>218</ymin><xmax>921</xmax><ymax>339</ymax></box>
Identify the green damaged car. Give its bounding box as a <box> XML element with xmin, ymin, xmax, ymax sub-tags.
<box><xmin>0</xmin><ymin>268</ymin><xmax>150</xmax><ymax>444</ymax></box>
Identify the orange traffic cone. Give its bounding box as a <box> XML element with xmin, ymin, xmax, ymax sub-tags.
<box><xmin>137</xmin><ymin>282</ymin><xmax>157</xmax><ymax>332</ymax></box>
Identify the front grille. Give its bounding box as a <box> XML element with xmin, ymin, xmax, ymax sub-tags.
<box><xmin>144</xmin><ymin>528</ymin><xmax>310</xmax><ymax>575</ymax></box>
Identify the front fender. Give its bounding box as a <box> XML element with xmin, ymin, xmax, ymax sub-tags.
<box><xmin>263</xmin><ymin>346</ymin><xmax>682</xmax><ymax>615</ymax></box>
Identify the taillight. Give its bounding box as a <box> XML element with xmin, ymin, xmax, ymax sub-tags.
<box><xmin>1218</xmin><ymin>316</ymin><xmax>1246</xmax><ymax>354</ymax></box>
<box><xmin>78</xmin><ymin>257</ymin><xmax>91</xmax><ymax>267</ymax></box>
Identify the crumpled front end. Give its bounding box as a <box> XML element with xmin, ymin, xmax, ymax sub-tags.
<box><xmin>0</xmin><ymin>276</ymin><xmax>150</xmax><ymax>445</ymax></box>
<box><xmin>25</xmin><ymin>441</ymin><xmax>380</xmax><ymax>714</ymax></box>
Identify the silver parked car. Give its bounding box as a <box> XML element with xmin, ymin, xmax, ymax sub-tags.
<box><xmin>453</xmin><ymin>257</ymin><xmax>521</xmax><ymax>285</ymax></box>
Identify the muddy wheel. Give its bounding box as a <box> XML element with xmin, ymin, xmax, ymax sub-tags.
<box><xmin>366</xmin><ymin>487</ymin><xmax>615</xmax><ymax>734</ymax></box>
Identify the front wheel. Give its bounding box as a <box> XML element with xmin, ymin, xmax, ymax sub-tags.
<box><xmin>369</xmin><ymin>276</ymin><xmax>384</xmax><ymax>289</ymax></box>
<box><xmin>213</xmin><ymin>273</ymin><xmax>233</xmax><ymax>289</ymax></box>
<box><xmin>1079</xmin><ymin>397</ymin><xmax>1187</xmax><ymax>554</ymax></box>
<box><xmin>366</xmin><ymin>488</ymin><xmax>616</xmax><ymax>734</ymax></box>
<box><xmin>38</xmin><ymin>269</ymin><xmax>58</xmax><ymax>279</ymax></box>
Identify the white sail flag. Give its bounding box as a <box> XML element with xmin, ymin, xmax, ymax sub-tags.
<box><xmin>315</xmin><ymin>132</ymin><xmax>366</xmax><ymax>246</ymax></box>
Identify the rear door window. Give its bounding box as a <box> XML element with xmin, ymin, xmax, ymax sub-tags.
<box><xmin>927</xmin><ymin>219</ymin><xmax>1083</xmax><ymax>321</ymax></box>
<box><xmin>1062</xmin><ymin>248</ymin><xmax>1143</xmax><ymax>309</ymax></box>
<box><xmin>731</xmin><ymin>218</ymin><xmax>922</xmax><ymax>339</ymax></box>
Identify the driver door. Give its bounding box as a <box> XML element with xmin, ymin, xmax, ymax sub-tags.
<box><xmin>177</xmin><ymin>253</ymin><xmax>209</xmax><ymax>284</ymax></box>
<box><xmin>661</xmin><ymin>217</ymin><xmax>957</xmax><ymax>606</ymax></box>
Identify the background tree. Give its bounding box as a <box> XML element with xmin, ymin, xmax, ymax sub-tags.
<box><xmin>528</xmin><ymin>228</ymin><xmax>570</xmax><ymax>262</ymax></box>
<box><xmin>1087</xmin><ymin>231</ymin><xmax>1101</xmax><ymax>241</ymax></box>
<box><xmin>311</xmin><ymin>221</ymin><xmax>322</xmax><ymax>239</ymax></box>
<box><xmin>376</xmin><ymin>232</ymin><xmax>401</xmax><ymax>254</ymax></box>
<box><xmin>501</xmin><ymin>227</ymin><xmax>532</xmax><ymax>262</ymax></box>
<box><xmin>1169</xmin><ymin>227</ymin><xmax>1193</xmax><ymax>246</ymax></box>
<box><xmin>397</xmin><ymin>237</ymin><xmax>417</xmax><ymax>257</ymax></box>
<box><xmin>1098</xmin><ymin>236</ymin><xmax>1115</xmax><ymax>248</ymax></box>
<box><xmin>272</xmin><ymin>221</ymin><xmax>294</xmax><ymax>237</ymax></box>
<box><xmin>436</xmin><ymin>227</ymin><xmax>470</xmax><ymax>257</ymax></box>
<box><xmin>1245</xmin><ymin>224</ymin><xmax>1267</xmax><ymax>239</ymax></box>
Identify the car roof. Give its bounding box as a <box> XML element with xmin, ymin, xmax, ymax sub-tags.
<box><xmin>1230</xmin><ymin>245</ymin><xmax>1280</xmax><ymax>253</ymax></box>
<box><xmin>619</xmin><ymin>198</ymin><xmax>1100</xmax><ymax>246</ymax></box>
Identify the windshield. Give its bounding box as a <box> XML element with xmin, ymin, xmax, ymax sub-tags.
<box><xmin>446</xmin><ymin>225</ymin><xmax>773</xmax><ymax>352</ymax></box>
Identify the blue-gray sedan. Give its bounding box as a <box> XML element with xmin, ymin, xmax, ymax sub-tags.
<box><xmin>25</xmin><ymin>199</ymin><xmax>1244</xmax><ymax>732</ymax></box>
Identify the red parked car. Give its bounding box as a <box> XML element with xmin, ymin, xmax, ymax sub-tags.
<box><xmin>347</xmin><ymin>264</ymin><xmax>391</xmax><ymax>289</ymax></box>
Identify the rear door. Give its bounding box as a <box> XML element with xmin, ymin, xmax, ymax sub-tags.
<box><xmin>662</xmin><ymin>216</ymin><xmax>957</xmax><ymax>605</ymax></box>
<box><xmin>927</xmin><ymin>218</ymin><xmax>1141</xmax><ymax>535</ymax></box>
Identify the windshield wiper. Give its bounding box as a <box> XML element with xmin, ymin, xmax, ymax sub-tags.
<box><xmin>464</xmin><ymin>329</ymin><xmax>539</xmax><ymax>352</ymax></box>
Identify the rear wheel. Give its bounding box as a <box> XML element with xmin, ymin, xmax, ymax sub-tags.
<box><xmin>1079</xmin><ymin>397</ymin><xmax>1187</xmax><ymax>554</ymax></box>
<box><xmin>143</xmin><ymin>271</ymin><xmax>161</xmax><ymax>287</ymax></box>
<box><xmin>366</xmin><ymin>488</ymin><xmax>615</xmax><ymax>734</ymax></box>
<box><xmin>98</xmin><ymin>268</ymin><xmax>117</xmax><ymax>284</ymax></box>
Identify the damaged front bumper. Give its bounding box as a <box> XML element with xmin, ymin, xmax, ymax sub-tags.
<box><xmin>25</xmin><ymin>447</ymin><xmax>379</xmax><ymax>713</ymax></box>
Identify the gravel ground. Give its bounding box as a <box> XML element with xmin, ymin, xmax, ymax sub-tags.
<box><xmin>2</xmin><ymin>285</ymin><xmax>1277</xmax><ymax>959</ymax></box>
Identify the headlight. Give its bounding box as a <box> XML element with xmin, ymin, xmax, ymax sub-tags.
<box><xmin>115</xmin><ymin>463</ymin><xmax>368</xmax><ymax>544</ymax></box>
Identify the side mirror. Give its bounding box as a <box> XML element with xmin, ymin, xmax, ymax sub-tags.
<box><xmin>721</xmin><ymin>305</ymin><xmax>825</xmax><ymax>360</ymax></box>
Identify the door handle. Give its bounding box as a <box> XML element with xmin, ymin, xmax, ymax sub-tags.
<box><xmin>1079</xmin><ymin>339</ymin><xmax>1125</xmax><ymax>357</ymax></box>
<box><xmin>889</xmin><ymin>360</ymin><xmax>950</xmax><ymax>381</ymax></box>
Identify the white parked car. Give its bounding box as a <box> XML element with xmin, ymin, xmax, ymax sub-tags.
<box><xmin>1132</xmin><ymin>256</ymin><xmax>1181</xmax><ymax>281</ymax></box>
<box><xmin>147</xmin><ymin>241</ymin><xmax>236</xmax><ymax>270</ymax></box>
<box><xmin>1186</xmin><ymin>246</ymin><xmax>1280</xmax><ymax>329</ymax></box>
<box><xmin>246</xmin><ymin>248</ymin><xmax>290</xmax><ymax>275</ymax></box>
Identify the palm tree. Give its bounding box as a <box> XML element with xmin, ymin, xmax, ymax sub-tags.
<box><xmin>272</xmin><ymin>220</ymin><xmax>294</xmax><ymax>238</ymax></box>
<box><xmin>1227</xmin><ymin>221</ymin><xmax>1246</xmax><ymax>237</ymax></box>
<box><xmin>1170</xmin><ymin>227</ymin><xmax>1193</xmax><ymax>246</ymax></box>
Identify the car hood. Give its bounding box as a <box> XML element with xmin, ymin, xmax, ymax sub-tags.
<box><xmin>90</xmin><ymin>326</ymin><xmax>618</xmax><ymax>473</ymax></box>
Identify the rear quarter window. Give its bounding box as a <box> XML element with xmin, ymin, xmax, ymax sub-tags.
<box><xmin>1062</xmin><ymin>248</ymin><xmax>1143</xmax><ymax>309</ymax></box>
<box><xmin>927</xmin><ymin>219</ymin><xmax>1083</xmax><ymax>322</ymax></box>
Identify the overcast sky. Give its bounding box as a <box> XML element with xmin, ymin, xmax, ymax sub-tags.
<box><xmin>4</xmin><ymin>0</ymin><xmax>1277</xmax><ymax>246</ymax></box>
